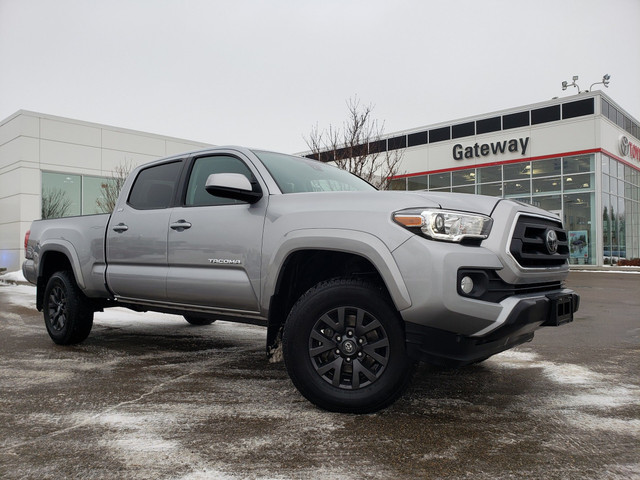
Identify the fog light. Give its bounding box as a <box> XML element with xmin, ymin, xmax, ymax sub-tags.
<box><xmin>460</xmin><ymin>276</ymin><xmax>474</xmax><ymax>294</ymax></box>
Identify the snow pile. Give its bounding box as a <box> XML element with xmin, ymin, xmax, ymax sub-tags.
<box><xmin>0</xmin><ymin>269</ymin><xmax>28</xmax><ymax>284</ymax></box>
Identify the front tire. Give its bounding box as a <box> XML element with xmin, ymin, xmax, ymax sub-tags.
<box><xmin>282</xmin><ymin>278</ymin><xmax>413</xmax><ymax>413</ymax></box>
<box><xmin>43</xmin><ymin>271</ymin><xmax>94</xmax><ymax>345</ymax></box>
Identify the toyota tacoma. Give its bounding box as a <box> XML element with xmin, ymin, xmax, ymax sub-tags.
<box><xmin>23</xmin><ymin>147</ymin><xmax>579</xmax><ymax>413</ymax></box>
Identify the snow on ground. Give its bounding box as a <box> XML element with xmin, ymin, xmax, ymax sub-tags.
<box><xmin>0</xmin><ymin>270</ymin><xmax>28</xmax><ymax>284</ymax></box>
<box><xmin>0</xmin><ymin>283</ymin><xmax>36</xmax><ymax>309</ymax></box>
<box><xmin>490</xmin><ymin>350</ymin><xmax>640</xmax><ymax>437</ymax></box>
<box><xmin>2</xmin><ymin>275</ymin><xmax>638</xmax><ymax>479</ymax></box>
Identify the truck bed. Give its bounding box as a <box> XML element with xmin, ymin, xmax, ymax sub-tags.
<box><xmin>23</xmin><ymin>213</ymin><xmax>111</xmax><ymax>298</ymax></box>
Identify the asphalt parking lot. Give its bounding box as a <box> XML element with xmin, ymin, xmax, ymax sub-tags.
<box><xmin>0</xmin><ymin>271</ymin><xmax>638</xmax><ymax>480</ymax></box>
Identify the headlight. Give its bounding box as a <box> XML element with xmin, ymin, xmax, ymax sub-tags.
<box><xmin>393</xmin><ymin>208</ymin><xmax>493</xmax><ymax>243</ymax></box>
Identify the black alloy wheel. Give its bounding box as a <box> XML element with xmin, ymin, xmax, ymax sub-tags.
<box><xmin>43</xmin><ymin>271</ymin><xmax>94</xmax><ymax>345</ymax></box>
<box><xmin>47</xmin><ymin>282</ymin><xmax>68</xmax><ymax>333</ymax></box>
<box><xmin>282</xmin><ymin>277</ymin><xmax>413</xmax><ymax>413</ymax></box>
<box><xmin>308</xmin><ymin>305</ymin><xmax>389</xmax><ymax>390</ymax></box>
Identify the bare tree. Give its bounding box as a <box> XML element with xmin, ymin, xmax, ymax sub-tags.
<box><xmin>305</xmin><ymin>97</ymin><xmax>404</xmax><ymax>189</ymax></box>
<box><xmin>96</xmin><ymin>161</ymin><xmax>132</xmax><ymax>213</ymax></box>
<box><xmin>41</xmin><ymin>188</ymin><xmax>72</xmax><ymax>219</ymax></box>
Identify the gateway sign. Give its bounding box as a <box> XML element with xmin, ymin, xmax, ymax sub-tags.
<box><xmin>453</xmin><ymin>137</ymin><xmax>529</xmax><ymax>161</ymax></box>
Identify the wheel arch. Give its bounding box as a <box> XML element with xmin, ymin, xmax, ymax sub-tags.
<box><xmin>264</xmin><ymin>229</ymin><xmax>412</xmax><ymax>354</ymax></box>
<box><xmin>36</xmin><ymin>242</ymin><xmax>83</xmax><ymax>311</ymax></box>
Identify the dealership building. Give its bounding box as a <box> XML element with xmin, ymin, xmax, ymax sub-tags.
<box><xmin>310</xmin><ymin>91</ymin><xmax>639</xmax><ymax>267</ymax></box>
<box><xmin>0</xmin><ymin>110</ymin><xmax>211</xmax><ymax>272</ymax></box>
<box><xmin>1</xmin><ymin>90</ymin><xmax>639</xmax><ymax>272</ymax></box>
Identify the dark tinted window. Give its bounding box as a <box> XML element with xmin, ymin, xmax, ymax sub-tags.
<box><xmin>334</xmin><ymin>147</ymin><xmax>348</xmax><ymax>161</ymax></box>
<box><xmin>601</xmin><ymin>99</ymin><xmax>610</xmax><ymax>119</ymax></box>
<box><xmin>452</xmin><ymin>122</ymin><xmax>475</xmax><ymax>139</ymax></box>
<box><xmin>476</xmin><ymin>116</ymin><xmax>501</xmax><ymax>134</ymax></box>
<box><xmin>334</xmin><ymin>145</ymin><xmax>367</xmax><ymax>159</ymax></box>
<box><xmin>607</xmin><ymin>104</ymin><xmax>618</xmax><ymax>123</ymax></box>
<box><xmin>128</xmin><ymin>161</ymin><xmax>182</xmax><ymax>210</ymax></box>
<box><xmin>562</xmin><ymin>98</ymin><xmax>594</xmax><ymax>119</ymax></box>
<box><xmin>388</xmin><ymin>135</ymin><xmax>407</xmax><ymax>150</ymax></box>
<box><xmin>368</xmin><ymin>139</ymin><xmax>387</xmax><ymax>154</ymax></box>
<box><xmin>319</xmin><ymin>150</ymin><xmax>334</xmax><ymax>162</ymax></box>
<box><xmin>185</xmin><ymin>155</ymin><xmax>256</xmax><ymax>207</ymax></box>
<box><xmin>503</xmin><ymin>111</ymin><xmax>529</xmax><ymax>129</ymax></box>
<box><xmin>531</xmin><ymin>105</ymin><xmax>561</xmax><ymax>124</ymax></box>
<box><xmin>408</xmin><ymin>131</ymin><xmax>428</xmax><ymax>147</ymax></box>
<box><xmin>429</xmin><ymin>126</ymin><xmax>451</xmax><ymax>143</ymax></box>
<box><xmin>351</xmin><ymin>144</ymin><xmax>367</xmax><ymax>157</ymax></box>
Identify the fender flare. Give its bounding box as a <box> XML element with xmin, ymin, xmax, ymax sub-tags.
<box><xmin>38</xmin><ymin>239</ymin><xmax>86</xmax><ymax>290</ymax></box>
<box><xmin>262</xmin><ymin>228</ymin><xmax>412</xmax><ymax>312</ymax></box>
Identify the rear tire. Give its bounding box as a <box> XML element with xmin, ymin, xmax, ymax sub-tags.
<box><xmin>184</xmin><ymin>315</ymin><xmax>216</xmax><ymax>326</ymax></box>
<box><xmin>43</xmin><ymin>271</ymin><xmax>94</xmax><ymax>345</ymax></box>
<box><xmin>282</xmin><ymin>278</ymin><xmax>413</xmax><ymax>413</ymax></box>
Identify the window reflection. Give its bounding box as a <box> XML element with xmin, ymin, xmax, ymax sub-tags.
<box><xmin>407</xmin><ymin>175</ymin><xmax>427</xmax><ymax>190</ymax></box>
<box><xmin>41</xmin><ymin>172</ymin><xmax>81</xmax><ymax>219</ymax></box>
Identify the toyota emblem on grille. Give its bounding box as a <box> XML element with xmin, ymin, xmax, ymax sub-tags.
<box><xmin>545</xmin><ymin>229</ymin><xmax>558</xmax><ymax>254</ymax></box>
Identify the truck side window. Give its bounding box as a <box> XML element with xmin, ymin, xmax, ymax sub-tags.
<box><xmin>185</xmin><ymin>155</ymin><xmax>256</xmax><ymax>207</ymax></box>
<box><xmin>128</xmin><ymin>161</ymin><xmax>182</xmax><ymax>210</ymax></box>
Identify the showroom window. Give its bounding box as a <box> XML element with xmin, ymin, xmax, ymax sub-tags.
<box><xmin>42</xmin><ymin>171</ymin><xmax>124</xmax><ymax>219</ymax></box>
<box><xmin>602</xmin><ymin>154</ymin><xmax>640</xmax><ymax>264</ymax></box>
<box><xmin>41</xmin><ymin>172</ymin><xmax>81</xmax><ymax>219</ymax></box>
<box><xmin>407</xmin><ymin>175</ymin><xmax>427</xmax><ymax>190</ymax></box>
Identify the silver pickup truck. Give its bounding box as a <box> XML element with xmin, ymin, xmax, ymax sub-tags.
<box><xmin>23</xmin><ymin>147</ymin><xmax>579</xmax><ymax>413</ymax></box>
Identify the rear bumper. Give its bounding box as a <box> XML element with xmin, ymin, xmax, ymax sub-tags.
<box><xmin>22</xmin><ymin>259</ymin><xmax>37</xmax><ymax>285</ymax></box>
<box><xmin>405</xmin><ymin>289</ymin><xmax>579</xmax><ymax>367</ymax></box>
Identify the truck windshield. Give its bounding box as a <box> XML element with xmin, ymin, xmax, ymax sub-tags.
<box><xmin>252</xmin><ymin>150</ymin><xmax>376</xmax><ymax>193</ymax></box>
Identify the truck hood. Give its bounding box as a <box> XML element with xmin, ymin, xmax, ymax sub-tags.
<box><xmin>269</xmin><ymin>190</ymin><xmax>502</xmax><ymax>217</ymax></box>
<box><xmin>265</xmin><ymin>191</ymin><xmax>505</xmax><ymax>254</ymax></box>
<box><xmin>385</xmin><ymin>191</ymin><xmax>501</xmax><ymax>216</ymax></box>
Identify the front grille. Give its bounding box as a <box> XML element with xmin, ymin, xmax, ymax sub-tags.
<box><xmin>509</xmin><ymin>215</ymin><xmax>569</xmax><ymax>267</ymax></box>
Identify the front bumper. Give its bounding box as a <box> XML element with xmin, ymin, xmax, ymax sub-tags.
<box><xmin>404</xmin><ymin>289</ymin><xmax>579</xmax><ymax>366</ymax></box>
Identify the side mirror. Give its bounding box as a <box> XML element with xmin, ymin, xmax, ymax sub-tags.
<box><xmin>205</xmin><ymin>173</ymin><xmax>263</xmax><ymax>204</ymax></box>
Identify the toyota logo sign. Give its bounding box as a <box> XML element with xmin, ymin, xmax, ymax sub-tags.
<box><xmin>620</xmin><ymin>135</ymin><xmax>630</xmax><ymax>156</ymax></box>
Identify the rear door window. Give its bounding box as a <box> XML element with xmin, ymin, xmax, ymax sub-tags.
<box><xmin>128</xmin><ymin>161</ymin><xmax>183</xmax><ymax>210</ymax></box>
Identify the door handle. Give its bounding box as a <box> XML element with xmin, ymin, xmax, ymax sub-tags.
<box><xmin>112</xmin><ymin>223</ymin><xmax>129</xmax><ymax>233</ymax></box>
<box><xmin>170</xmin><ymin>220</ymin><xmax>192</xmax><ymax>232</ymax></box>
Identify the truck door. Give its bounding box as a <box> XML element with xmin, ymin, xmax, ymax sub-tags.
<box><xmin>106</xmin><ymin>160</ymin><xmax>184</xmax><ymax>302</ymax></box>
<box><xmin>166</xmin><ymin>153</ymin><xmax>266</xmax><ymax>314</ymax></box>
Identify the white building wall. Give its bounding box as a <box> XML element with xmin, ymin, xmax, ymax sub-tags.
<box><xmin>0</xmin><ymin>110</ymin><xmax>212</xmax><ymax>272</ymax></box>
<box><xmin>394</xmin><ymin>116</ymin><xmax>600</xmax><ymax>176</ymax></box>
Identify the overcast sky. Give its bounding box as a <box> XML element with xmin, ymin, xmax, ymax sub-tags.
<box><xmin>1</xmin><ymin>0</ymin><xmax>639</xmax><ymax>154</ymax></box>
